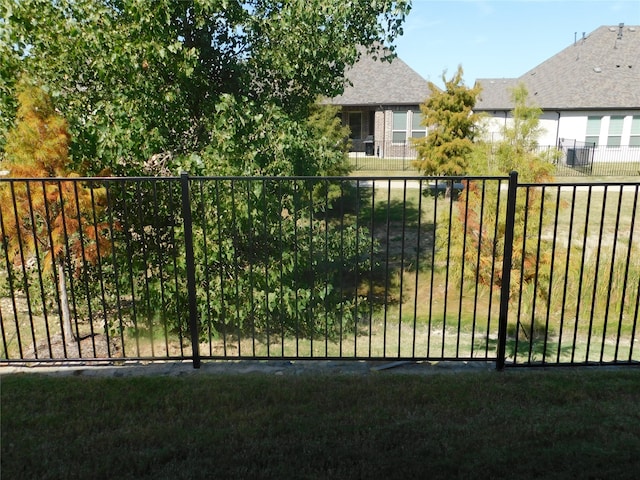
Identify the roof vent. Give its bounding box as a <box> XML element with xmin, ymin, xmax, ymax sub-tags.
<box><xmin>629</xmin><ymin>27</ymin><xmax>637</xmax><ymax>32</ymax></box>
<box><xmin>593</xmin><ymin>67</ymin><xmax>602</xmax><ymax>73</ymax></box>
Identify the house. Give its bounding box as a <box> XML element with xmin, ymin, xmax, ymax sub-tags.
<box><xmin>325</xmin><ymin>49</ymin><xmax>434</xmax><ymax>158</ymax></box>
<box><xmin>475</xmin><ymin>24</ymin><xmax>640</xmax><ymax>165</ymax></box>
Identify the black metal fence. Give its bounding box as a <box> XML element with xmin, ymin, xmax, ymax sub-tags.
<box><xmin>350</xmin><ymin>141</ymin><xmax>640</xmax><ymax>177</ymax></box>
<box><xmin>1</xmin><ymin>174</ymin><xmax>639</xmax><ymax>369</ymax></box>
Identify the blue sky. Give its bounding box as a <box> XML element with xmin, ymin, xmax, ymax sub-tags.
<box><xmin>393</xmin><ymin>0</ymin><xmax>640</xmax><ymax>87</ymax></box>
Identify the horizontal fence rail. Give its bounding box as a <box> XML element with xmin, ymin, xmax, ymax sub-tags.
<box><xmin>1</xmin><ymin>174</ymin><xmax>638</xmax><ymax>369</ymax></box>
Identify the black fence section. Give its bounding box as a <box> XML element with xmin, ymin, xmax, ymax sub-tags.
<box><xmin>558</xmin><ymin>139</ymin><xmax>595</xmax><ymax>174</ymax></box>
<box><xmin>505</xmin><ymin>181</ymin><xmax>640</xmax><ymax>366</ymax></box>
<box><xmin>348</xmin><ymin>139</ymin><xmax>419</xmax><ymax>171</ymax></box>
<box><xmin>554</xmin><ymin>143</ymin><xmax>640</xmax><ymax>177</ymax></box>
<box><xmin>0</xmin><ymin>177</ymin><xmax>196</xmax><ymax>363</ymax></box>
<box><xmin>349</xmin><ymin>141</ymin><xmax>640</xmax><ymax>177</ymax></box>
<box><xmin>1</xmin><ymin>174</ymin><xmax>639</xmax><ymax>369</ymax></box>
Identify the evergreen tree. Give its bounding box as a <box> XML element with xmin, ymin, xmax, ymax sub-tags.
<box><xmin>491</xmin><ymin>83</ymin><xmax>556</xmax><ymax>182</ymax></box>
<box><xmin>413</xmin><ymin>65</ymin><xmax>482</xmax><ymax>179</ymax></box>
<box><xmin>445</xmin><ymin>83</ymin><xmax>559</xmax><ymax>342</ymax></box>
<box><xmin>0</xmin><ymin>82</ymin><xmax>111</xmax><ymax>344</ymax></box>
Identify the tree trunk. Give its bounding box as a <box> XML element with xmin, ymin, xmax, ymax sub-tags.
<box><xmin>57</xmin><ymin>261</ymin><xmax>75</xmax><ymax>344</ymax></box>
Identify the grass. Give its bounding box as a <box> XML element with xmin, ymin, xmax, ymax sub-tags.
<box><xmin>555</xmin><ymin>161</ymin><xmax>640</xmax><ymax>179</ymax></box>
<box><xmin>350</xmin><ymin>169</ymin><xmax>421</xmax><ymax>177</ymax></box>
<box><xmin>350</xmin><ymin>159</ymin><xmax>640</xmax><ymax>181</ymax></box>
<box><xmin>2</xmin><ymin>368</ymin><xmax>640</xmax><ymax>479</ymax></box>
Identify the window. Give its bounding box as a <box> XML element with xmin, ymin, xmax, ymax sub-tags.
<box><xmin>393</xmin><ymin>110</ymin><xmax>426</xmax><ymax>143</ymax></box>
<box><xmin>607</xmin><ymin>115</ymin><xmax>624</xmax><ymax>147</ymax></box>
<box><xmin>630</xmin><ymin>116</ymin><xmax>640</xmax><ymax>147</ymax></box>
<box><xmin>410</xmin><ymin>112</ymin><xmax>426</xmax><ymax>139</ymax></box>
<box><xmin>585</xmin><ymin>116</ymin><xmax>601</xmax><ymax>146</ymax></box>
<box><xmin>392</xmin><ymin>111</ymin><xmax>407</xmax><ymax>143</ymax></box>
<box><xmin>348</xmin><ymin>112</ymin><xmax>362</xmax><ymax>140</ymax></box>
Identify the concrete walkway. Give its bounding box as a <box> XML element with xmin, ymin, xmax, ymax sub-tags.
<box><xmin>0</xmin><ymin>359</ymin><xmax>497</xmax><ymax>378</ymax></box>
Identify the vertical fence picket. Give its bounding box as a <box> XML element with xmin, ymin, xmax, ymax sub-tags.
<box><xmin>618</xmin><ymin>185</ymin><xmax>639</xmax><ymax>362</ymax></box>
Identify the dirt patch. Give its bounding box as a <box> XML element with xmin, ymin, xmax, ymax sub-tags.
<box><xmin>23</xmin><ymin>333</ymin><xmax>122</xmax><ymax>360</ymax></box>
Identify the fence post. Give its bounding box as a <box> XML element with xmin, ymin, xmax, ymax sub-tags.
<box><xmin>496</xmin><ymin>171</ymin><xmax>518</xmax><ymax>370</ymax></box>
<box><xmin>180</xmin><ymin>172</ymin><xmax>201</xmax><ymax>369</ymax></box>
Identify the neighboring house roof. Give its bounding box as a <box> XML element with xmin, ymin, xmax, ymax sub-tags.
<box><xmin>475</xmin><ymin>24</ymin><xmax>640</xmax><ymax>110</ymax></box>
<box><xmin>474</xmin><ymin>78</ymin><xmax>520</xmax><ymax>109</ymax></box>
<box><xmin>326</xmin><ymin>49</ymin><xmax>433</xmax><ymax>106</ymax></box>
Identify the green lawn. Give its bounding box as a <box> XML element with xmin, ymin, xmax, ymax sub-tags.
<box><xmin>2</xmin><ymin>367</ymin><xmax>640</xmax><ymax>479</ymax></box>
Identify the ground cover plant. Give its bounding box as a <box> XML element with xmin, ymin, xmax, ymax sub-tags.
<box><xmin>2</xmin><ymin>368</ymin><xmax>640</xmax><ymax>479</ymax></box>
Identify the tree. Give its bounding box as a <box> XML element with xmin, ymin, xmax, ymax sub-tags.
<box><xmin>170</xmin><ymin>98</ymin><xmax>371</xmax><ymax>339</ymax></box>
<box><xmin>489</xmin><ymin>83</ymin><xmax>556</xmax><ymax>183</ymax></box>
<box><xmin>0</xmin><ymin>82</ymin><xmax>111</xmax><ymax>344</ymax></box>
<box><xmin>1</xmin><ymin>1</ymin><xmax>407</xmax><ymax>342</ymax></box>
<box><xmin>444</xmin><ymin>83</ymin><xmax>558</xmax><ymax>341</ymax></box>
<box><xmin>1</xmin><ymin>0</ymin><xmax>411</xmax><ymax>176</ymax></box>
<box><xmin>413</xmin><ymin>65</ymin><xmax>482</xmax><ymax>180</ymax></box>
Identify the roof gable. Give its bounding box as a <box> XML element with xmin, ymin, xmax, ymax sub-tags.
<box><xmin>326</xmin><ymin>49</ymin><xmax>433</xmax><ymax>106</ymax></box>
<box><xmin>476</xmin><ymin>24</ymin><xmax>640</xmax><ymax>110</ymax></box>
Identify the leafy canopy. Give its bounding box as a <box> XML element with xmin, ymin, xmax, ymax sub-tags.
<box><xmin>3</xmin><ymin>80</ymin><xmax>70</xmax><ymax>177</ymax></box>
<box><xmin>0</xmin><ymin>1</ymin><xmax>409</xmax><ymax>341</ymax></box>
<box><xmin>1</xmin><ymin>0</ymin><xmax>411</xmax><ymax>175</ymax></box>
<box><xmin>1</xmin><ymin>81</ymin><xmax>110</xmax><ymax>270</ymax></box>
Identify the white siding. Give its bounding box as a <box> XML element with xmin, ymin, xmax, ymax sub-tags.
<box><xmin>478</xmin><ymin>109</ymin><xmax>640</xmax><ymax>164</ymax></box>
<box><xmin>479</xmin><ymin>109</ymin><xmax>640</xmax><ymax>146</ymax></box>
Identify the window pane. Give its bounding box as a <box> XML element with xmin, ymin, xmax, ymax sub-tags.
<box><xmin>586</xmin><ymin>116</ymin><xmax>601</xmax><ymax>135</ymax></box>
<box><xmin>393</xmin><ymin>131</ymin><xmax>406</xmax><ymax>143</ymax></box>
<box><xmin>607</xmin><ymin>136</ymin><xmax>621</xmax><ymax>147</ymax></box>
<box><xmin>585</xmin><ymin>136</ymin><xmax>599</xmax><ymax>146</ymax></box>
<box><xmin>629</xmin><ymin>136</ymin><xmax>640</xmax><ymax>147</ymax></box>
<box><xmin>393</xmin><ymin>111</ymin><xmax>407</xmax><ymax>130</ymax></box>
<box><xmin>631</xmin><ymin>116</ymin><xmax>640</xmax><ymax>134</ymax></box>
<box><xmin>608</xmin><ymin>116</ymin><xmax>624</xmax><ymax>135</ymax></box>
<box><xmin>410</xmin><ymin>111</ymin><xmax>426</xmax><ymax>139</ymax></box>
<box><xmin>411</xmin><ymin>112</ymin><xmax>423</xmax><ymax>131</ymax></box>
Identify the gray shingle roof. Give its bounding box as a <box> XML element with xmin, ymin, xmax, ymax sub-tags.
<box><xmin>475</xmin><ymin>24</ymin><xmax>640</xmax><ymax>110</ymax></box>
<box><xmin>326</xmin><ymin>49</ymin><xmax>433</xmax><ymax>106</ymax></box>
<box><xmin>474</xmin><ymin>78</ymin><xmax>520</xmax><ymax>109</ymax></box>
